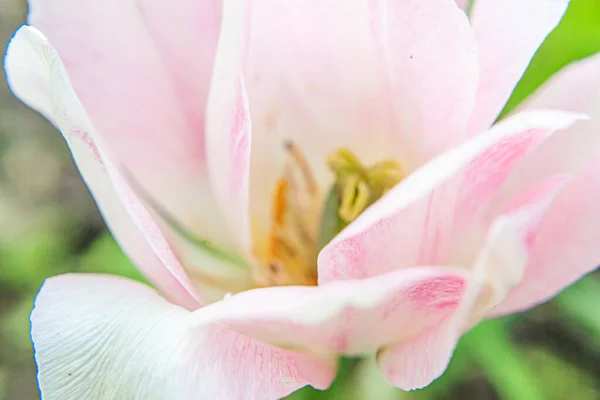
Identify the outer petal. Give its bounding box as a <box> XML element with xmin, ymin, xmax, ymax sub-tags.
<box><xmin>27</xmin><ymin>0</ymin><xmax>235</xmax><ymax>250</ymax></box>
<box><xmin>489</xmin><ymin>54</ymin><xmax>600</xmax><ymax>314</ymax></box>
<box><xmin>378</xmin><ymin>176</ymin><xmax>568</xmax><ymax>390</ymax></box>
<box><xmin>466</xmin><ymin>0</ymin><xmax>568</xmax><ymax>135</ymax></box>
<box><xmin>319</xmin><ymin>110</ymin><xmax>583</xmax><ymax>283</ymax></box>
<box><xmin>5</xmin><ymin>27</ymin><xmax>200</xmax><ymax>308</ymax></box>
<box><xmin>493</xmin><ymin>156</ymin><xmax>600</xmax><ymax>315</ymax></box>
<box><xmin>239</xmin><ymin>0</ymin><xmax>479</xmax><ymax>235</ymax></box>
<box><xmin>503</xmin><ymin>54</ymin><xmax>600</xmax><ymax>186</ymax></box>
<box><xmin>189</xmin><ymin>267</ymin><xmax>469</xmax><ymax>355</ymax></box>
<box><xmin>32</xmin><ymin>274</ymin><xmax>334</xmax><ymax>400</ymax></box>
<box><xmin>6</xmin><ymin>26</ymin><xmax>254</xmax><ymax>303</ymax></box>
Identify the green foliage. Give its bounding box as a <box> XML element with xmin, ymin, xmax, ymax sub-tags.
<box><xmin>554</xmin><ymin>275</ymin><xmax>600</xmax><ymax>339</ymax></box>
<box><xmin>0</xmin><ymin>213</ymin><xmax>73</xmax><ymax>293</ymax></box>
<box><xmin>463</xmin><ymin>319</ymin><xmax>545</xmax><ymax>400</ymax></box>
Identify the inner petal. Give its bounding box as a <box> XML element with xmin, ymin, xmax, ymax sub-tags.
<box><xmin>244</xmin><ymin>0</ymin><xmax>406</xmax><ymax>249</ymax></box>
<box><xmin>242</xmin><ymin>0</ymin><xmax>480</xmax><ymax>268</ymax></box>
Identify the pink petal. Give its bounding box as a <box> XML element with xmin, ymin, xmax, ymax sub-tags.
<box><xmin>32</xmin><ymin>274</ymin><xmax>335</xmax><ymax>399</ymax></box>
<box><xmin>471</xmin><ymin>175</ymin><xmax>571</xmax><ymax>316</ymax></box>
<box><xmin>493</xmin><ymin>155</ymin><xmax>600</xmax><ymax>315</ymax></box>
<box><xmin>367</xmin><ymin>0</ymin><xmax>480</xmax><ymax>162</ymax></box>
<box><xmin>378</xmin><ymin>175</ymin><xmax>568</xmax><ymax>390</ymax></box>
<box><xmin>378</xmin><ymin>314</ymin><xmax>466</xmax><ymax>391</ymax></box>
<box><xmin>524</xmin><ymin>53</ymin><xmax>600</xmax><ymax>114</ymax></box>
<box><xmin>240</xmin><ymin>0</ymin><xmax>479</xmax><ymax>234</ymax></box>
<box><xmin>189</xmin><ymin>267</ymin><xmax>469</xmax><ymax>355</ymax></box>
<box><xmin>5</xmin><ymin>27</ymin><xmax>201</xmax><ymax>309</ymax></box>
<box><xmin>319</xmin><ymin>110</ymin><xmax>583</xmax><ymax>283</ymax></box>
<box><xmin>504</xmin><ymin>54</ymin><xmax>600</xmax><ymax>186</ymax></box>
<box><xmin>205</xmin><ymin>0</ymin><xmax>253</xmax><ymax>252</ymax></box>
<box><xmin>27</xmin><ymin>0</ymin><xmax>236</xmax><ymax>251</ymax></box>
<box><xmin>488</xmin><ymin>54</ymin><xmax>600</xmax><ymax>315</ymax></box>
<box><xmin>466</xmin><ymin>0</ymin><xmax>568</xmax><ymax>135</ymax></box>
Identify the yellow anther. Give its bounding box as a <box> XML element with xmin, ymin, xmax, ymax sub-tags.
<box><xmin>338</xmin><ymin>174</ymin><xmax>371</xmax><ymax>223</ymax></box>
<box><xmin>327</xmin><ymin>148</ymin><xmax>404</xmax><ymax>224</ymax></box>
<box><xmin>366</xmin><ymin>160</ymin><xmax>404</xmax><ymax>198</ymax></box>
<box><xmin>327</xmin><ymin>147</ymin><xmax>365</xmax><ymax>176</ymax></box>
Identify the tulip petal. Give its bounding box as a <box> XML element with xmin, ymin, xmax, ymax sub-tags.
<box><xmin>492</xmin><ymin>156</ymin><xmax>600</xmax><ymax>315</ymax></box>
<box><xmin>318</xmin><ymin>110</ymin><xmax>583</xmax><ymax>283</ymax></box>
<box><xmin>367</xmin><ymin>0</ymin><xmax>480</xmax><ymax>161</ymax></box>
<box><xmin>471</xmin><ymin>175</ymin><xmax>571</xmax><ymax>316</ymax></box>
<box><xmin>5</xmin><ymin>26</ymin><xmax>201</xmax><ymax>308</ymax></box>
<box><xmin>205</xmin><ymin>0</ymin><xmax>253</xmax><ymax>252</ymax></box>
<box><xmin>241</xmin><ymin>0</ymin><xmax>479</xmax><ymax>235</ymax></box>
<box><xmin>487</xmin><ymin>54</ymin><xmax>600</xmax><ymax>315</ymax></box>
<box><xmin>32</xmin><ymin>274</ymin><xmax>335</xmax><ymax>400</ymax></box>
<box><xmin>27</xmin><ymin>0</ymin><xmax>236</xmax><ymax>250</ymax></box>
<box><xmin>504</xmin><ymin>54</ymin><xmax>600</xmax><ymax>185</ymax></box>
<box><xmin>466</xmin><ymin>0</ymin><xmax>569</xmax><ymax>135</ymax></box>
<box><xmin>377</xmin><ymin>175</ymin><xmax>568</xmax><ymax>390</ymax></box>
<box><xmin>188</xmin><ymin>267</ymin><xmax>469</xmax><ymax>355</ymax></box>
<box><xmin>523</xmin><ymin>53</ymin><xmax>600</xmax><ymax>115</ymax></box>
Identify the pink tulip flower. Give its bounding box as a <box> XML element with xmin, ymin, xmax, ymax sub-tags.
<box><xmin>5</xmin><ymin>0</ymin><xmax>600</xmax><ymax>398</ymax></box>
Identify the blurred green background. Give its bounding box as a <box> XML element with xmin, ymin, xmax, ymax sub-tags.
<box><xmin>0</xmin><ymin>1</ymin><xmax>600</xmax><ymax>399</ymax></box>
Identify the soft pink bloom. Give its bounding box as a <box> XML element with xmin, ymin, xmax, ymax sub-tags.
<box><xmin>4</xmin><ymin>0</ymin><xmax>600</xmax><ymax>398</ymax></box>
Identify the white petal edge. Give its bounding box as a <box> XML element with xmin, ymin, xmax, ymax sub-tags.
<box><xmin>32</xmin><ymin>274</ymin><xmax>335</xmax><ymax>400</ymax></box>
<box><xmin>5</xmin><ymin>26</ymin><xmax>202</xmax><ymax>308</ymax></box>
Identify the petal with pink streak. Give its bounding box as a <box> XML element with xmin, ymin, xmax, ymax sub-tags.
<box><xmin>318</xmin><ymin>110</ymin><xmax>583</xmax><ymax>283</ymax></box>
<box><xmin>205</xmin><ymin>0</ymin><xmax>253</xmax><ymax>253</ymax></box>
<box><xmin>501</xmin><ymin>53</ymin><xmax>600</xmax><ymax>191</ymax></box>
<box><xmin>243</xmin><ymin>0</ymin><xmax>479</xmax><ymax>235</ymax></box>
<box><xmin>32</xmin><ymin>274</ymin><xmax>335</xmax><ymax>400</ymax></box>
<box><xmin>27</xmin><ymin>0</ymin><xmax>235</xmax><ymax>250</ymax></box>
<box><xmin>466</xmin><ymin>0</ymin><xmax>568</xmax><ymax>135</ymax></box>
<box><xmin>378</xmin><ymin>176</ymin><xmax>568</xmax><ymax>390</ymax></box>
<box><xmin>188</xmin><ymin>267</ymin><xmax>469</xmax><ymax>355</ymax></box>
<box><xmin>5</xmin><ymin>26</ymin><xmax>201</xmax><ymax>309</ymax></box>
<box><xmin>492</xmin><ymin>155</ymin><xmax>600</xmax><ymax>315</ymax></box>
<box><xmin>486</xmin><ymin>54</ymin><xmax>600</xmax><ymax>314</ymax></box>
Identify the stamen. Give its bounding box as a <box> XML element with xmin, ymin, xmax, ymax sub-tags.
<box><xmin>327</xmin><ymin>147</ymin><xmax>365</xmax><ymax>176</ymax></box>
<box><xmin>338</xmin><ymin>174</ymin><xmax>371</xmax><ymax>223</ymax></box>
<box><xmin>284</xmin><ymin>141</ymin><xmax>318</xmax><ymax>196</ymax></box>
<box><xmin>272</xmin><ymin>179</ymin><xmax>289</xmax><ymax>227</ymax></box>
<box><xmin>256</xmin><ymin>144</ymin><xmax>404</xmax><ymax>288</ymax></box>
<box><xmin>328</xmin><ymin>148</ymin><xmax>404</xmax><ymax>224</ymax></box>
<box><xmin>256</xmin><ymin>142</ymin><xmax>320</xmax><ymax>287</ymax></box>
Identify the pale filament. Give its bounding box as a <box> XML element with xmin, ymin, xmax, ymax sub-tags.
<box><xmin>255</xmin><ymin>142</ymin><xmax>321</xmax><ymax>287</ymax></box>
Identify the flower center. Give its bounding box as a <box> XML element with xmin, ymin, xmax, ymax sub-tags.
<box><xmin>327</xmin><ymin>148</ymin><xmax>404</xmax><ymax>224</ymax></box>
<box><xmin>253</xmin><ymin>143</ymin><xmax>404</xmax><ymax>288</ymax></box>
